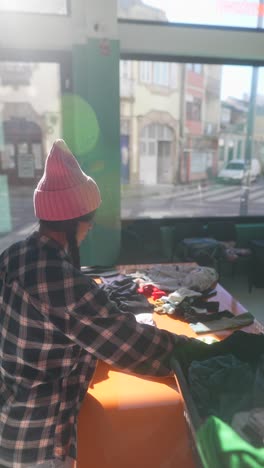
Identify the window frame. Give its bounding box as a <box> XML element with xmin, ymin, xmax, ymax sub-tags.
<box><xmin>118</xmin><ymin>17</ymin><xmax>264</xmax><ymax>33</ymax></box>
<box><xmin>119</xmin><ymin>18</ymin><xmax>264</xmax><ymax>221</ymax></box>
<box><xmin>119</xmin><ymin>19</ymin><xmax>264</xmax><ymax>66</ymax></box>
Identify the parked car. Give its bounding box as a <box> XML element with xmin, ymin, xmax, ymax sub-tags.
<box><xmin>217</xmin><ymin>158</ymin><xmax>261</xmax><ymax>183</ymax></box>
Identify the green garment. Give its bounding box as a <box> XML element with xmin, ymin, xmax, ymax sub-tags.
<box><xmin>197</xmin><ymin>416</ymin><xmax>264</xmax><ymax>468</ymax></box>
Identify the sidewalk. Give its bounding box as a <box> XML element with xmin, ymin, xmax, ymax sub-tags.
<box><xmin>121</xmin><ymin>183</ymin><xmax>175</xmax><ymax>199</ymax></box>
<box><xmin>121</xmin><ymin>181</ymin><xmax>211</xmax><ymax>199</ymax></box>
<box><xmin>9</xmin><ymin>185</ymin><xmax>33</xmax><ymax>198</ymax></box>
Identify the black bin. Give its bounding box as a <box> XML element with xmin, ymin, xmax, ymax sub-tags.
<box><xmin>248</xmin><ymin>240</ymin><xmax>264</xmax><ymax>292</ymax></box>
<box><xmin>171</xmin><ymin>358</ymin><xmax>204</xmax><ymax>468</ymax></box>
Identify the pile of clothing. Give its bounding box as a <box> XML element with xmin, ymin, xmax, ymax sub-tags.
<box><xmin>171</xmin><ymin>331</ymin><xmax>264</xmax><ymax>467</ymax></box>
<box><xmin>82</xmin><ymin>265</ymin><xmax>254</xmax><ymax>334</ymax></box>
<box><xmin>153</xmin><ymin>287</ymin><xmax>254</xmax><ymax>333</ymax></box>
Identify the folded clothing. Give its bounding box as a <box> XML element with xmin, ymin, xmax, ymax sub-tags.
<box><xmin>190</xmin><ymin>312</ymin><xmax>254</xmax><ymax>334</ymax></box>
<box><xmin>146</xmin><ymin>264</ymin><xmax>218</xmax><ymax>293</ymax></box>
<box><xmin>135</xmin><ymin>313</ymin><xmax>156</xmax><ymax>327</ymax></box>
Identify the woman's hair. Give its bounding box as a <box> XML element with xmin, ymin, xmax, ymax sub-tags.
<box><xmin>39</xmin><ymin>211</ymin><xmax>96</xmax><ymax>270</ymax></box>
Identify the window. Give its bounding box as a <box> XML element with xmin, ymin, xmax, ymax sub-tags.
<box><xmin>194</xmin><ymin>64</ymin><xmax>203</xmax><ymax>74</ymax></box>
<box><xmin>140</xmin><ymin>62</ymin><xmax>152</xmax><ymax>83</ymax></box>
<box><xmin>187</xmin><ymin>64</ymin><xmax>203</xmax><ymax>74</ymax></box>
<box><xmin>139</xmin><ymin>62</ymin><xmax>177</xmax><ymax>88</ymax></box>
<box><xmin>226</xmin><ymin>161</ymin><xmax>245</xmax><ymax>170</ymax></box>
<box><xmin>120</xmin><ymin>61</ymin><xmax>132</xmax><ymax>79</ymax></box>
<box><xmin>221</xmin><ymin>107</ymin><xmax>231</xmax><ymax>124</ymax></box>
<box><xmin>153</xmin><ymin>63</ymin><xmax>169</xmax><ymax>86</ymax></box>
<box><xmin>0</xmin><ymin>61</ymin><xmax>62</xmax><ymax>253</ymax></box>
<box><xmin>186</xmin><ymin>98</ymin><xmax>202</xmax><ymax>121</ymax></box>
<box><xmin>120</xmin><ymin>60</ymin><xmax>264</xmax><ymax>219</ymax></box>
<box><xmin>0</xmin><ymin>0</ymin><xmax>68</xmax><ymax>15</ymax></box>
<box><xmin>170</xmin><ymin>64</ymin><xmax>178</xmax><ymax>88</ymax></box>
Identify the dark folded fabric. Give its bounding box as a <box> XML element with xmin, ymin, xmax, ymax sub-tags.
<box><xmin>81</xmin><ymin>265</ymin><xmax>119</xmax><ymax>277</ymax></box>
<box><xmin>100</xmin><ymin>274</ymin><xmax>130</xmax><ymax>283</ymax></box>
<box><xmin>172</xmin><ymin>295</ymin><xmax>225</xmax><ymax>323</ymax></box>
<box><xmin>182</xmin><ymin>310</ymin><xmax>234</xmax><ymax>324</ymax></box>
<box><xmin>188</xmin><ymin>354</ymin><xmax>255</xmax><ymax>422</ymax></box>
<box><xmin>193</xmin><ymin>298</ymin><xmax>220</xmax><ymax>312</ymax></box>
<box><xmin>171</xmin><ymin>331</ymin><xmax>264</xmax><ymax>378</ymax></box>
<box><xmin>101</xmin><ymin>277</ymin><xmax>138</xmax><ymax>294</ymax></box>
<box><xmin>211</xmin><ymin>331</ymin><xmax>264</xmax><ymax>364</ymax></box>
<box><xmin>99</xmin><ymin>277</ymin><xmax>153</xmax><ymax>315</ymax></box>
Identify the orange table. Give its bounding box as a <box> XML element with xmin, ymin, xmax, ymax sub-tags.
<box><xmin>77</xmin><ymin>267</ymin><xmax>264</xmax><ymax>468</ymax></box>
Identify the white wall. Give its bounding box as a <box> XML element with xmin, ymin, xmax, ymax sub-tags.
<box><xmin>0</xmin><ymin>0</ymin><xmax>118</xmax><ymax>51</ymax></box>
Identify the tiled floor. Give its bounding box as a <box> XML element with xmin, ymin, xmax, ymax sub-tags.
<box><xmin>221</xmin><ymin>272</ymin><xmax>264</xmax><ymax>325</ymax></box>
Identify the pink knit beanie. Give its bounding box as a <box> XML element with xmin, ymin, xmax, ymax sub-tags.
<box><xmin>34</xmin><ymin>139</ymin><xmax>101</xmax><ymax>221</ymax></box>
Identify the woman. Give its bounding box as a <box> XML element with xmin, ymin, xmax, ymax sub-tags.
<box><xmin>0</xmin><ymin>140</ymin><xmax>190</xmax><ymax>467</ymax></box>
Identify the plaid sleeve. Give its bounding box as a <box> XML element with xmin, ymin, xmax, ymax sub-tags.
<box><xmin>60</xmin><ymin>285</ymin><xmax>184</xmax><ymax>377</ymax></box>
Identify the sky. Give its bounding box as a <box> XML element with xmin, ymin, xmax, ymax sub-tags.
<box><xmin>143</xmin><ymin>0</ymin><xmax>261</xmax><ymax>28</ymax></box>
<box><xmin>143</xmin><ymin>0</ymin><xmax>264</xmax><ymax>100</ymax></box>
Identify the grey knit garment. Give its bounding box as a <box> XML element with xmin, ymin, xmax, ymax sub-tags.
<box><xmin>146</xmin><ymin>264</ymin><xmax>218</xmax><ymax>292</ymax></box>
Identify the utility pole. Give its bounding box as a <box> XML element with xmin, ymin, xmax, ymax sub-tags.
<box><xmin>178</xmin><ymin>63</ymin><xmax>186</xmax><ymax>184</ymax></box>
<box><xmin>240</xmin><ymin>0</ymin><xmax>263</xmax><ymax>215</ymax></box>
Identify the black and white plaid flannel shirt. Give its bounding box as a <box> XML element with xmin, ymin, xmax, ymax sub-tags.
<box><xmin>0</xmin><ymin>232</ymin><xmax>180</xmax><ymax>467</ymax></box>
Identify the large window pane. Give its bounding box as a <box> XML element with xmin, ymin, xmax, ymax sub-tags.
<box><xmin>0</xmin><ymin>61</ymin><xmax>62</xmax><ymax>253</ymax></box>
<box><xmin>0</xmin><ymin>0</ymin><xmax>68</xmax><ymax>15</ymax></box>
<box><xmin>118</xmin><ymin>0</ymin><xmax>264</xmax><ymax>29</ymax></box>
<box><xmin>120</xmin><ymin>60</ymin><xmax>264</xmax><ymax>219</ymax></box>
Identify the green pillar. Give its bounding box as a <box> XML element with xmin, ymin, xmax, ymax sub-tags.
<box><xmin>62</xmin><ymin>39</ymin><xmax>121</xmax><ymax>266</ymax></box>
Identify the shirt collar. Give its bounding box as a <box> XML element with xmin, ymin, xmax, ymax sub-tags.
<box><xmin>30</xmin><ymin>231</ymin><xmax>69</xmax><ymax>260</ymax></box>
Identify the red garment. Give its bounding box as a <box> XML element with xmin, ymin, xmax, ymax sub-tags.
<box><xmin>152</xmin><ymin>288</ymin><xmax>166</xmax><ymax>300</ymax></box>
<box><xmin>137</xmin><ymin>284</ymin><xmax>166</xmax><ymax>300</ymax></box>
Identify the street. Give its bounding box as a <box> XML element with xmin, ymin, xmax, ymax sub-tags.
<box><xmin>1</xmin><ymin>179</ymin><xmax>264</xmax><ymax>254</ymax></box>
<box><xmin>121</xmin><ymin>178</ymin><xmax>264</xmax><ymax>219</ymax></box>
